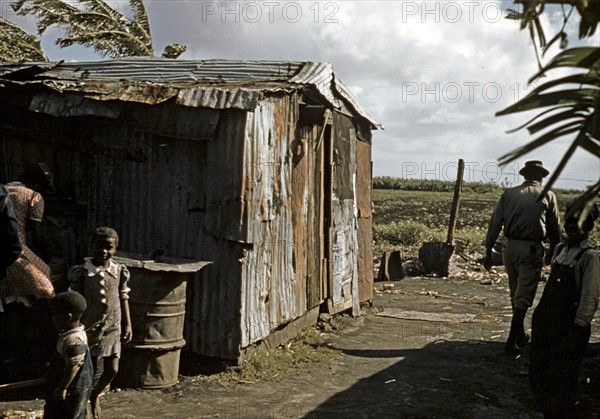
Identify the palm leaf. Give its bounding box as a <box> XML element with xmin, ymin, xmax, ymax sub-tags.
<box><xmin>523</xmin><ymin>73</ymin><xmax>600</xmax><ymax>97</ymax></box>
<box><xmin>537</xmin><ymin>130</ymin><xmax>588</xmax><ymax>199</ymax></box>
<box><xmin>0</xmin><ymin>16</ymin><xmax>47</xmax><ymax>62</ymax></box>
<box><xmin>566</xmin><ymin>182</ymin><xmax>600</xmax><ymax>229</ymax></box>
<box><xmin>578</xmin><ymin>134</ymin><xmax>600</xmax><ymax>157</ymax></box>
<box><xmin>526</xmin><ymin>109</ymin><xmax>587</xmax><ymax>134</ymax></box>
<box><xmin>13</xmin><ymin>0</ymin><xmax>156</xmax><ymax>58</ymax></box>
<box><xmin>528</xmin><ymin>47</ymin><xmax>600</xmax><ymax>82</ymax></box>
<box><xmin>496</xmin><ymin>89</ymin><xmax>598</xmax><ymax>115</ymax></box>
<box><xmin>500</xmin><ymin>2</ymin><xmax>600</xmax><ymax>209</ymax></box>
<box><xmin>127</xmin><ymin>0</ymin><xmax>152</xmax><ymax>41</ymax></box>
<box><xmin>505</xmin><ymin>8</ymin><xmax>523</xmax><ymax>20</ymax></box>
<box><xmin>505</xmin><ymin>105</ymin><xmax>575</xmax><ymax>133</ymax></box>
<box><xmin>498</xmin><ymin>125</ymin><xmax>581</xmax><ymax>165</ymax></box>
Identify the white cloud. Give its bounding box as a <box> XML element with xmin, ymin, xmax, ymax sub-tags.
<box><xmin>15</xmin><ymin>0</ymin><xmax>598</xmax><ymax>189</ymax></box>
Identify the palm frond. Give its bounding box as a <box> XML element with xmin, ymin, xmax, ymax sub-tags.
<box><xmin>497</xmin><ymin>88</ymin><xmax>598</xmax><ymax>115</ymax></box>
<box><xmin>566</xmin><ymin>181</ymin><xmax>600</xmax><ymax>230</ymax></box>
<box><xmin>537</xmin><ymin>129</ymin><xmax>588</xmax><ymax>199</ymax></box>
<box><xmin>505</xmin><ymin>105</ymin><xmax>574</xmax><ymax>133</ymax></box>
<box><xmin>0</xmin><ymin>16</ymin><xmax>47</xmax><ymax>62</ymax></box>
<box><xmin>126</xmin><ymin>0</ymin><xmax>152</xmax><ymax>41</ymax></box>
<box><xmin>13</xmin><ymin>0</ymin><xmax>155</xmax><ymax>58</ymax></box>
<box><xmin>498</xmin><ymin>125</ymin><xmax>581</xmax><ymax>166</ymax></box>
<box><xmin>527</xmin><ymin>47</ymin><xmax>600</xmax><ymax>82</ymax></box>
<box><xmin>500</xmin><ymin>1</ymin><xmax>600</xmax><ymax>209</ymax></box>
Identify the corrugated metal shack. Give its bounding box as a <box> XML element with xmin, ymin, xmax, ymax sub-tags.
<box><xmin>0</xmin><ymin>58</ymin><xmax>379</xmax><ymax>362</ymax></box>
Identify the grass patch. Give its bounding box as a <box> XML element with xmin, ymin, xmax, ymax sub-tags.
<box><xmin>216</xmin><ymin>328</ymin><xmax>336</xmax><ymax>385</ymax></box>
<box><xmin>372</xmin><ymin>185</ymin><xmax>595</xmax><ymax>260</ymax></box>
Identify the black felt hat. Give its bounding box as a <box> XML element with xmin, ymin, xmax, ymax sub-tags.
<box><xmin>519</xmin><ymin>160</ymin><xmax>550</xmax><ymax>178</ymax></box>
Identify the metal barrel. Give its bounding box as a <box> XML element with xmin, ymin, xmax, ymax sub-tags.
<box><xmin>128</xmin><ymin>270</ymin><xmax>188</xmax><ymax>349</ymax></box>
<box><xmin>112</xmin><ymin>253</ymin><xmax>210</xmax><ymax>390</ymax></box>
<box><xmin>115</xmin><ymin>267</ymin><xmax>190</xmax><ymax>389</ymax></box>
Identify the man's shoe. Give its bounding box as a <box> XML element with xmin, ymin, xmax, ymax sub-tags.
<box><xmin>504</xmin><ymin>338</ymin><xmax>524</xmax><ymax>355</ymax></box>
<box><xmin>517</xmin><ymin>333</ymin><xmax>530</xmax><ymax>348</ymax></box>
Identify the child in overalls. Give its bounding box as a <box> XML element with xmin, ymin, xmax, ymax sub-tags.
<box><xmin>529</xmin><ymin>200</ymin><xmax>599</xmax><ymax>417</ymax></box>
<box><xmin>44</xmin><ymin>292</ymin><xmax>93</xmax><ymax>419</ymax></box>
<box><xmin>68</xmin><ymin>227</ymin><xmax>131</xmax><ymax>419</ymax></box>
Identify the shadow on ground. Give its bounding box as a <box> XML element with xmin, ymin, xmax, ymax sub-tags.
<box><xmin>305</xmin><ymin>340</ymin><xmax>600</xmax><ymax>419</ymax></box>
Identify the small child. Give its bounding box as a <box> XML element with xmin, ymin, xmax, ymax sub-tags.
<box><xmin>44</xmin><ymin>292</ymin><xmax>93</xmax><ymax>419</ymax></box>
<box><xmin>68</xmin><ymin>227</ymin><xmax>132</xmax><ymax>419</ymax></box>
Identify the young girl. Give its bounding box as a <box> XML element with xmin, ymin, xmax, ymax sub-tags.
<box><xmin>68</xmin><ymin>227</ymin><xmax>131</xmax><ymax>419</ymax></box>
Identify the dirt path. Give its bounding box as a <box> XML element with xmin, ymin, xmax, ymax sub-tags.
<box><xmin>2</xmin><ymin>274</ymin><xmax>600</xmax><ymax>418</ymax></box>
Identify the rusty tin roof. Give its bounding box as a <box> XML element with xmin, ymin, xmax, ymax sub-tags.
<box><xmin>0</xmin><ymin>58</ymin><xmax>380</xmax><ymax>128</ymax></box>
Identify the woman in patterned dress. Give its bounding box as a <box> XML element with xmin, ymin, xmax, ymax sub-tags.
<box><xmin>0</xmin><ymin>163</ymin><xmax>56</xmax><ymax>381</ymax></box>
<box><xmin>0</xmin><ymin>163</ymin><xmax>55</xmax><ymax>301</ymax></box>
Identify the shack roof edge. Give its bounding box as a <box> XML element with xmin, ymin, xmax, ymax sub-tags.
<box><xmin>0</xmin><ymin>58</ymin><xmax>381</xmax><ymax>129</ymax></box>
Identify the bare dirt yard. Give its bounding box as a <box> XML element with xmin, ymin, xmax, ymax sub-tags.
<box><xmin>2</xmin><ymin>266</ymin><xmax>600</xmax><ymax>418</ymax></box>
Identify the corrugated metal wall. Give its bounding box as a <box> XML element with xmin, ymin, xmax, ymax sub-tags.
<box><xmin>239</xmin><ymin>95</ymin><xmax>309</xmax><ymax>347</ymax></box>
<box><xmin>0</xmin><ymin>87</ymin><xmax>374</xmax><ymax>361</ymax></box>
<box><xmin>84</xmin><ymin>107</ymin><xmax>250</xmax><ymax>359</ymax></box>
<box><xmin>90</xmin><ymin>108</ymin><xmax>248</xmax><ymax>358</ymax></box>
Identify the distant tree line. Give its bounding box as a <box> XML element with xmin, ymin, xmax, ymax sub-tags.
<box><xmin>372</xmin><ymin>177</ymin><xmax>498</xmax><ymax>194</ymax></box>
<box><xmin>372</xmin><ymin>176</ymin><xmax>584</xmax><ymax>195</ymax></box>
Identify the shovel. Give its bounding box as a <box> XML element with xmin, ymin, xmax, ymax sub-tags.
<box><xmin>418</xmin><ymin>159</ymin><xmax>464</xmax><ymax>276</ymax></box>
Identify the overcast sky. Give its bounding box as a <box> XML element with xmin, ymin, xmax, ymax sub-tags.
<box><xmin>11</xmin><ymin>0</ymin><xmax>599</xmax><ymax>189</ymax></box>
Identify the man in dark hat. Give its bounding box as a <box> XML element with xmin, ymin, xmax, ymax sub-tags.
<box><xmin>529</xmin><ymin>199</ymin><xmax>599</xmax><ymax>417</ymax></box>
<box><xmin>484</xmin><ymin>160</ymin><xmax>561</xmax><ymax>355</ymax></box>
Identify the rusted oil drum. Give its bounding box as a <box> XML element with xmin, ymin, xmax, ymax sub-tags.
<box><xmin>128</xmin><ymin>270</ymin><xmax>187</xmax><ymax>349</ymax></box>
<box><xmin>112</xmin><ymin>253</ymin><xmax>209</xmax><ymax>389</ymax></box>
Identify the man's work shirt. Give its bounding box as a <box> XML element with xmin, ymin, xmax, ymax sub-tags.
<box><xmin>486</xmin><ymin>180</ymin><xmax>561</xmax><ymax>250</ymax></box>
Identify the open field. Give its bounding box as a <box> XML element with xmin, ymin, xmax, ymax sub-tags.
<box><xmin>372</xmin><ymin>182</ymin><xmax>590</xmax><ymax>260</ymax></box>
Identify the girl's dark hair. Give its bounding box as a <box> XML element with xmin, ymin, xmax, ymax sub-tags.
<box><xmin>51</xmin><ymin>292</ymin><xmax>87</xmax><ymax>319</ymax></box>
<box><xmin>92</xmin><ymin>226</ymin><xmax>119</xmax><ymax>246</ymax></box>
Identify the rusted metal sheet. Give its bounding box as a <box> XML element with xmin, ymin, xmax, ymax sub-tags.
<box><xmin>29</xmin><ymin>91</ymin><xmax>121</xmax><ymax>118</ymax></box>
<box><xmin>356</xmin><ymin>140</ymin><xmax>374</xmax><ymax>302</ymax></box>
<box><xmin>330</xmin><ymin>197</ymin><xmax>359</xmax><ymax>316</ymax></box>
<box><xmin>129</xmin><ymin>102</ymin><xmax>220</xmax><ymax>141</ymax></box>
<box><xmin>204</xmin><ymin>109</ymin><xmax>248</xmax><ymax>242</ymax></box>
<box><xmin>239</xmin><ymin>95</ymin><xmax>307</xmax><ymax>347</ymax></box>
<box><xmin>357</xmin><ymin>218</ymin><xmax>374</xmax><ymax>302</ymax></box>
<box><xmin>334</xmin><ymin>77</ymin><xmax>382</xmax><ymax>129</ymax></box>
<box><xmin>176</xmin><ymin>87</ymin><xmax>263</xmax><ymax>110</ymax></box>
<box><xmin>328</xmin><ymin>113</ymin><xmax>359</xmax><ymax>315</ymax></box>
<box><xmin>355</xmin><ymin>139</ymin><xmax>373</xmax><ymax>219</ymax></box>
<box><xmin>294</xmin><ymin>123</ymin><xmax>323</xmax><ymax>310</ymax></box>
<box><xmin>0</xmin><ymin>59</ymin><xmax>380</xmax><ymax>128</ymax></box>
